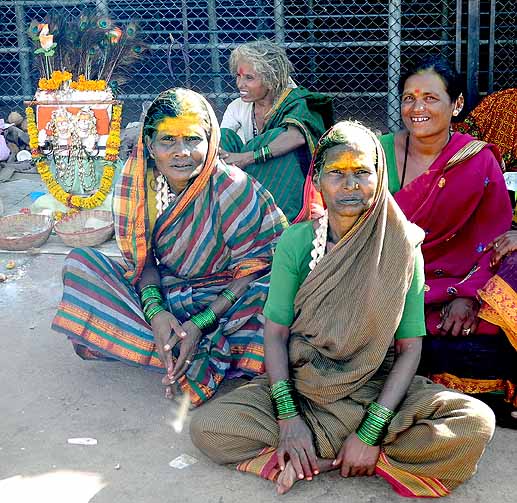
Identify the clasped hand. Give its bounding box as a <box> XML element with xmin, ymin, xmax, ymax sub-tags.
<box><xmin>150</xmin><ymin>311</ymin><xmax>202</xmax><ymax>385</ymax></box>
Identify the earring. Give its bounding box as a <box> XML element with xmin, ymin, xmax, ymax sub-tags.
<box><xmin>354</xmin><ymin>183</ymin><xmax>360</xmax><ymax>190</ymax></box>
<box><xmin>452</xmin><ymin>110</ymin><xmax>459</xmax><ymax>117</ymax></box>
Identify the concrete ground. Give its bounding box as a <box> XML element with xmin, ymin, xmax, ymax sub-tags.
<box><xmin>1</xmin><ymin>174</ymin><xmax>516</xmax><ymax>503</ymax></box>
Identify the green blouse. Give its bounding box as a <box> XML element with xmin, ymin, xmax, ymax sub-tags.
<box><xmin>379</xmin><ymin>133</ymin><xmax>401</xmax><ymax>194</ymax></box>
<box><xmin>263</xmin><ymin>221</ymin><xmax>426</xmax><ymax>339</ymax></box>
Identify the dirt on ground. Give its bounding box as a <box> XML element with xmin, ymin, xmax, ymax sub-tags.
<box><xmin>1</xmin><ymin>175</ymin><xmax>516</xmax><ymax>503</ymax></box>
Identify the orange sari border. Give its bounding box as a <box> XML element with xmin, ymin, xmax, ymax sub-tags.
<box><xmin>236</xmin><ymin>447</ymin><xmax>280</xmax><ymax>481</ymax></box>
<box><xmin>478</xmin><ymin>274</ymin><xmax>517</xmax><ymax>351</ymax></box>
<box><xmin>375</xmin><ymin>452</ymin><xmax>451</xmax><ymax>498</ymax></box>
<box><xmin>430</xmin><ymin>372</ymin><xmax>517</xmax><ymax>407</ymax></box>
<box><xmin>235</xmin><ymin>448</ymin><xmax>452</xmax><ymax>497</ymax></box>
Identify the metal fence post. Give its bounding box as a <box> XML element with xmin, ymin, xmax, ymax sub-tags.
<box><xmin>15</xmin><ymin>2</ymin><xmax>32</xmax><ymax>98</ymax></box>
<box><xmin>96</xmin><ymin>0</ymin><xmax>109</xmax><ymax>17</ymax></box>
<box><xmin>207</xmin><ymin>0</ymin><xmax>222</xmax><ymax>112</ymax></box>
<box><xmin>181</xmin><ymin>0</ymin><xmax>192</xmax><ymax>88</ymax></box>
<box><xmin>455</xmin><ymin>0</ymin><xmax>462</xmax><ymax>74</ymax></box>
<box><xmin>274</xmin><ymin>0</ymin><xmax>286</xmax><ymax>45</ymax></box>
<box><xmin>466</xmin><ymin>0</ymin><xmax>480</xmax><ymax>111</ymax></box>
<box><xmin>488</xmin><ymin>0</ymin><xmax>496</xmax><ymax>93</ymax></box>
<box><xmin>387</xmin><ymin>0</ymin><xmax>402</xmax><ymax>131</ymax></box>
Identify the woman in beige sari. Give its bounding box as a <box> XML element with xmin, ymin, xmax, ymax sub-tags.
<box><xmin>190</xmin><ymin>121</ymin><xmax>495</xmax><ymax>497</ymax></box>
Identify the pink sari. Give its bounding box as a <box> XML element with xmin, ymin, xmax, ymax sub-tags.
<box><xmin>394</xmin><ymin>132</ymin><xmax>513</xmax><ymax>335</ymax></box>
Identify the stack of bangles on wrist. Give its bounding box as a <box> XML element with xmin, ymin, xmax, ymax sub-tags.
<box><xmin>253</xmin><ymin>145</ymin><xmax>273</xmax><ymax>164</ymax></box>
<box><xmin>220</xmin><ymin>288</ymin><xmax>238</xmax><ymax>304</ymax></box>
<box><xmin>190</xmin><ymin>289</ymin><xmax>236</xmax><ymax>334</ymax></box>
<box><xmin>270</xmin><ymin>379</ymin><xmax>299</xmax><ymax>420</ymax></box>
<box><xmin>356</xmin><ymin>402</ymin><xmax>395</xmax><ymax>446</ymax></box>
<box><xmin>190</xmin><ymin>307</ymin><xmax>218</xmax><ymax>334</ymax></box>
<box><xmin>140</xmin><ymin>284</ymin><xmax>165</xmax><ymax>324</ymax></box>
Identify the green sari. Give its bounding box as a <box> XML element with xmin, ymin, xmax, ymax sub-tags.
<box><xmin>221</xmin><ymin>87</ymin><xmax>333</xmax><ymax>222</ymax></box>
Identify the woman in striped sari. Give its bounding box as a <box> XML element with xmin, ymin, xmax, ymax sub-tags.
<box><xmin>52</xmin><ymin>88</ymin><xmax>287</xmax><ymax>406</ymax></box>
<box><xmin>190</xmin><ymin>121</ymin><xmax>495</xmax><ymax>496</ymax></box>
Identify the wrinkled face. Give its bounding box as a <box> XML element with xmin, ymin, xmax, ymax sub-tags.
<box><xmin>235</xmin><ymin>60</ymin><xmax>271</xmax><ymax>103</ymax></box>
<box><xmin>315</xmin><ymin>143</ymin><xmax>377</xmax><ymax>221</ymax></box>
<box><xmin>146</xmin><ymin>114</ymin><xmax>209</xmax><ymax>190</ymax></box>
<box><xmin>401</xmin><ymin>70</ymin><xmax>461</xmax><ymax>138</ymax></box>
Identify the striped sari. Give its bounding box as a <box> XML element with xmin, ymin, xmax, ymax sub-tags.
<box><xmin>52</xmin><ymin>91</ymin><xmax>287</xmax><ymax>407</ymax></box>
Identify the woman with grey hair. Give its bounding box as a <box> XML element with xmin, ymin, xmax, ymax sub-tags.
<box><xmin>220</xmin><ymin>40</ymin><xmax>333</xmax><ymax>222</ymax></box>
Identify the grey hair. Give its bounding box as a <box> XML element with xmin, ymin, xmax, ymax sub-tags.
<box><xmin>229</xmin><ymin>40</ymin><xmax>293</xmax><ymax>101</ymax></box>
<box><xmin>314</xmin><ymin>121</ymin><xmax>379</xmax><ymax>178</ymax></box>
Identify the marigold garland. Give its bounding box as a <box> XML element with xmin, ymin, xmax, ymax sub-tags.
<box><xmin>105</xmin><ymin>104</ymin><xmax>122</xmax><ymax>161</ymax></box>
<box><xmin>70</xmin><ymin>74</ymin><xmax>107</xmax><ymax>91</ymax></box>
<box><xmin>26</xmin><ymin>103</ymin><xmax>122</xmax><ymax>210</ymax></box>
<box><xmin>38</xmin><ymin>70</ymin><xmax>73</xmax><ymax>90</ymax></box>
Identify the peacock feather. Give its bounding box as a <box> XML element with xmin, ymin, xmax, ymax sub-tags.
<box><xmin>27</xmin><ymin>8</ymin><xmax>147</xmax><ymax>93</ymax></box>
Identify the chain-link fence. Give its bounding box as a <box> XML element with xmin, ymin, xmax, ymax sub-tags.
<box><xmin>1</xmin><ymin>0</ymin><xmax>516</xmax><ymax>131</ymax></box>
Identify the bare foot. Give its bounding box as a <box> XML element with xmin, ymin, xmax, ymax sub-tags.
<box><xmin>276</xmin><ymin>461</ymin><xmax>299</xmax><ymax>495</ymax></box>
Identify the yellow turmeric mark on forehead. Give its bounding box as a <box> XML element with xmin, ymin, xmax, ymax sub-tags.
<box><xmin>323</xmin><ymin>150</ymin><xmax>370</xmax><ymax>173</ymax></box>
<box><xmin>156</xmin><ymin>113</ymin><xmax>202</xmax><ymax>136</ymax></box>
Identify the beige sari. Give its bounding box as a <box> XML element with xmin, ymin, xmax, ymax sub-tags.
<box><xmin>190</xmin><ymin>126</ymin><xmax>495</xmax><ymax>497</ymax></box>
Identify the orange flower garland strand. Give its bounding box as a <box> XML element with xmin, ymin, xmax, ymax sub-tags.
<box><xmin>105</xmin><ymin>105</ymin><xmax>122</xmax><ymax>161</ymax></box>
<box><xmin>38</xmin><ymin>70</ymin><xmax>73</xmax><ymax>91</ymax></box>
<box><xmin>70</xmin><ymin>75</ymin><xmax>107</xmax><ymax>91</ymax></box>
<box><xmin>26</xmin><ymin>104</ymin><xmax>122</xmax><ymax>210</ymax></box>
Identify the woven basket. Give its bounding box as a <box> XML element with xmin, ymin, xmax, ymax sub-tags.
<box><xmin>54</xmin><ymin>210</ymin><xmax>114</xmax><ymax>248</ymax></box>
<box><xmin>0</xmin><ymin>213</ymin><xmax>53</xmax><ymax>251</ymax></box>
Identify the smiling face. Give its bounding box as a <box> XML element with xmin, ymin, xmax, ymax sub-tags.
<box><xmin>315</xmin><ymin>143</ymin><xmax>378</xmax><ymax>222</ymax></box>
<box><xmin>145</xmin><ymin>114</ymin><xmax>209</xmax><ymax>193</ymax></box>
<box><xmin>401</xmin><ymin>70</ymin><xmax>462</xmax><ymax>139</ymax></box>
<box><xmin>235</xmin><ymin>60</ymin><xmax>272</xmax><ymax>103</ymax></box>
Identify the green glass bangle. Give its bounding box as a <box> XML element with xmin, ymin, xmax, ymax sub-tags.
<box><xmin>270</xmin><ymin>379</ymin><xmax>299</xmax><ymax>420</ymax></box>
<box><xmin>191</xmin><ymin>307</ymin><xmax>218</xmax><ymax>333</ymax></box>
<box><xmin>368</xmin><ymin>402</ymin><xmax>395</xmax><ymax>420</ymax></box>
<box><xmin>142</xmin><ymin>295</ymin><xmax>162</xmax><ymax>310</ymax></box>
<box><xmin>356</xmin><ymin>411</ymin><xmax>389</xmax><ymax>446</ymax></box>
<box><xmin>141</xmin><ymin>285</ymin><xmax>160</xmax><ymax>294</ymax></box>
<box><xmin>140</xmin><ymin>285</ymin><xmax>163</xmax><ymax>307</ymax></box>
<box><xmin>253</xmin><ymin>149</ymin><xmax>262</xmax><ymax>164</ymax></box>
<box><xmin>141</xmin><ymin>289</ymin><xmax>162</xmax><ymax>300</ymax></box>
<box><xmin>221</xmin><ymin>289</ymin><xmax>238</xmax><ymax>304</ymax></box>
<box><xmin>140</xmin><ymin>285</ymin><xmax>161</xmax><ymax>299</ymax></box>
<box><xmin>262</xmin><ymin>145</ymin><xmax>272</xmax><ymax>161</ymax></box>
<box><xmin>145</xmin><ymin>304</ymin><xmax>165</xmax><ymax>324</ymax></box>
<box><xmin>143</xmin><ymin>300</ymin><xmax>162</xmax><ymax>316</ymax></box>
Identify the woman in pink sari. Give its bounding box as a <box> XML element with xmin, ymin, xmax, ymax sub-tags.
<box><xmin>380</xmin><ymin>56</ymin><xmax>516</xmax><ymax>425</ymax></box>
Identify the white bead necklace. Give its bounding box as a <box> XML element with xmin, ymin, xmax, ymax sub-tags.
<box><xmin>309</xmin><ymin>210</ymin><xmax>328</xmax><ymax>272</ymax></box>
<box><xmin>155</xmin><ymin>173</ymin><xmax>176</xmax><ymax>217</ymax></box>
